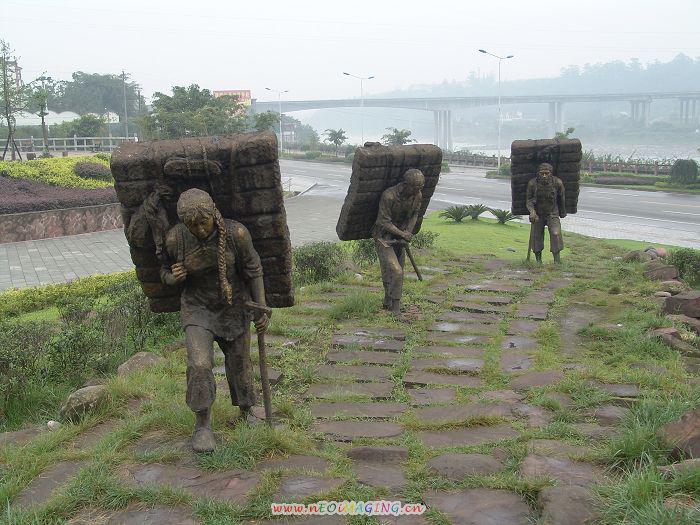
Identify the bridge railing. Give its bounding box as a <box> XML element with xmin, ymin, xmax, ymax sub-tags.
<box><xmin>1</xmin><ymin>135</ymin><xmax>137</xmax><ymax>154</ymax></box>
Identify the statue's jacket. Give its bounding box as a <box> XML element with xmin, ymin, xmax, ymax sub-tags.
<box><xmin>161</xmin><ymin>220</ymin><xmax>263</xmax><ymax>340</ymax></box>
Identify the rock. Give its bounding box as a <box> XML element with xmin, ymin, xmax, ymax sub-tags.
<box><xmin>658</xmin><ymin>458</ymin><xmax>700</xmax><ymax>477</ymax></box>
<box><xmin>667</xmin><ymin>314</ymin><xmax>700</xmax><ymax>335</ymax></box>
<box><xmin>587</xmin><ymin>405</ymin><xmax>629</xmax><ymax>426</ymax></box>
<box><xmin>652</xmin><ymin>328</ymin><xmax>700</xmax><ymax>357</ymax></box>
<box><xmin>403</xmin><ymin>371</ymin><xmax>485</xmax><ymax>388</ymax></box>
<box><xmin>407</xmin><ymin>388</ymin><xmax>456</xmax><ymax>405</ymax></box>
<box><xmin>664</xmin><ymin>291</ymin><xmax>700</xmax><ymax>318</ymax></box>
<box><xmin>529</xmin><ymin>439</ymin><xmax>589</xmax><ymax>459</ymax></box>
<box><xmin>348</xmin><ymin>446</ymin><xmax>409</xmax><ymax>463</ymax></box>
<box><xmin>538</xmin><ymin>486</ymin><xmax>599</xmax><ymax>525</ymax></box>
<box><xmin>0</xmin><ymin>426</ymin><xmax>44</xmax><ymax>447</ymax></box>
<box><xmin>417</xmin><ymin>424</ymin><xmax>519</xmax><ymax>448</ymax></box>
<box><xmin>479</xmin><ymin>390</ymin><xmax>523</xmax><ymax>403</ymax></box>
<box><xmin>423</xmin><ymin>488</ymin><xmax>533</xmax><ymax>525</ymax></box>
<box><xmin>60</xmin><ymin>385</ymin><xmax>108</xmax><ymax>422</ymax></box>
<box><xmin>544</xmin><ymin>392</ymin><xmax>573</xmax><ymax>409</ymax></box>
<box><xmin>428</xmin><ymin>453</ymin><xmax>504</xmax><ymax>480</ymax></box>
<box><xmin>501</xmin><ymin>336</ymin><xmax>537</xmax><ymax>351</ymax></box>
<box><xmin>275</xmin><ymin>475</ymin><xmax>344</xmax><ymax>500</ymax></box>
<box><xmin>624</xmin><ymin>250</ymin><xmax>653</xmax><ymax>262</ymax></box>
<box><xmin>506</xmin><ymin>247</ymin><xmax>517</xmax><ymax>252</ymax></box>
<box><xmin>655</xmin><ymin>247</ymin><xmax>668</xmax><ymax>258</ymax></box>
<box><xmin>413</xmin><ymin>404</ymin><xmax>513</xmax><ymax>425</ymax></box>
<box><xmin>644</xmin><ymin>265</ymin><xmax>679</xmax><ymax>281</ymax></box>
<box><xmin>313</xmin><ymin>421</ymin><xmax>403</xmax><ymax>441</ymax></box>
<box><xmin>309</xmin><ymin>402</ymin><xmax>407</xmax><ymax>419</ymax></box>
<box><xmin>657</xmin><ymin>408</ymin><xmax>700</xmax><ymax>459</ymax></box>
<box><xmin>520</xmin><ymin>454</ymin><xmax>600</xmax><ymax>487</ymax></box>
<box><xmin>655</xmin><ymin>291</ymin><xmax>672</xmax><ymax>298</ymax></box>
<box><xmin>47</xmin><ymin>420</ymin><xmax>61</xmax><ymax>431</ymax></box>
<box><xmin>571</xmin><ymin>423</ymin><xmax>619</xmax><ymax>440</ymax></box>
<box><xmin>117</xmin><ymin>352</ymin><xmax>166</xmax><ymax>376</ymax></box>
<box><xmin>306</xmin><ymin>382</ymin><xmax>393</xmax><ymax>400</ymax></box>
<box><xmin>510</xmin><ymin>370</ymin><xmax>563</xmax><ymax>391</ymax></box>
<box><xmin>660</xmin><ymin>280</ymin><xmax>690</xmax><ymax>295</ymax></box>
<box><xmin>13</xmin><ymin>461</ymin><xmax>87</xmax><ymax>509</ymax></box>
<box><xmin>511</xmin><ymin>404</ymin><xmax>553</xmax><ymax>427</ymax></box>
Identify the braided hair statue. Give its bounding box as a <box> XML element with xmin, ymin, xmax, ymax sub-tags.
<box><xmin>162</xmin><ymin>187</ymin><xmax>268</xmax><ymax>453</ymax></box>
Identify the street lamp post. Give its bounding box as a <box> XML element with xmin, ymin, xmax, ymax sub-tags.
<box><xmin>478</xmin><ymin>49</ymin><xmax>514</xmax><ymax>172</ymax></box>
<box><xmin>343</xmin><ymin>72</ymin><xmax>374</xmax><ymax>145</ymax></box>
<box><xmin>265</xmin><ymin>87</ymin><xmax>289</xmax><ymax>152</ymax></box>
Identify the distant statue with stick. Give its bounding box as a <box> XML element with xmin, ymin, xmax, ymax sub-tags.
<box><xmin>526</xmin><ymin>163</ymin><xmax>566</xmax><ymax>263</ymax></box>
<box><xmin>373</xmin><ymin>169</ymin><xmax>425</xmax><ymax>314</ymax></box>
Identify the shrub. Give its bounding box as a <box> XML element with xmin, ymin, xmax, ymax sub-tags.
<box><xmin>93</xmin><ymin>152</ymin><xmax>111</xmax><ymax>162</ymax></box>
<box><xmin>42</xmin><ymin>322</ymin><xmax>110</xmax><ymax>384</ymax></box>
<box><xmin>489</xmin><ymin>208</ymin><xmax>517</xmax><ymax>224</ymax></box>
<box><xmin>411</xmin><ymin>230</ymin><xmax>439</xmax><ymax>249</ymax></box>
<box><xmin>669</xmin><ymin>159</ymin><xmax>698</xmax><ymax>185</ymax></box>
<box><xmin>667</xmin><ymin>248</ymin><xmax>700</xmax><ymax>286</ymax></box>
<box><xmin>351</xmin><ymin>238</ymin><xmax>378</xmax><ymax>266</ymax></box>
<box><xmin>344</xmin><ymin>152</ymin><xmax>355</xmax><ymax>164</ymax></box>
<box><xmin>74</xmin><ymin>161</ymin><xmax>113</xmax><ymax>182</ymax></box>
<box><xmin>595</xmin><ymin>176</ymin><xmax>653</xmax><ymax>186</ymax></box>
<box><xmin>499</xmin><ymin>162</ymin><xmax>511</xmax><ymax>177</ymax></box>
<box><xmin>441</xmin><ymin>161</ymin><xmax>451</xmax><ymax>173</ymax></box>
<box><xmin>466</xmin><ymin>203</ymin><xmax>489</xmax><ymax>220</ymax></box>
<box><xmin>304</xmin><ymin>151</ymin><xmax>323</xmax><ymax>160</ymax></box>
<box><xmin>293</xmin><ymin>241</ymin><xmax>347</xmax><ymax>284</ymax></box>
<box><xmin>439</xmin><ymin>205</ymin><xmax>470</xmax><ymax>223</ymax></box>
<box><xmin>0</xmin><ymin>155</ymin><xmax>112</xmax><ymax>189</ymax></box>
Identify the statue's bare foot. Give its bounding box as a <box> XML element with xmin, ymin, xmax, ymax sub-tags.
<box><xmin>191</xmin><ymin>427</ymin><xmax>216</xmax><ymax>453</ymax></box>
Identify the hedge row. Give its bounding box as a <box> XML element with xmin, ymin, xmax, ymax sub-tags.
<box><xmin>0</xmin><ymin>155</ymin><xmax>113</xmax><ymax>189</ymax></box>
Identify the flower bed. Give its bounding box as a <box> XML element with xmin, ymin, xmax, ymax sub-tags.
<box><xmin>0</xmin><ymin>155</ymin><xmax>112</xmax><ymax>189</ymax></box>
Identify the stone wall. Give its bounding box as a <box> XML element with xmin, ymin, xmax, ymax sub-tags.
<box><xmin>0</xmin><ymin>203</ymin><xmax>123</xmax><ymax>244</ymax></box>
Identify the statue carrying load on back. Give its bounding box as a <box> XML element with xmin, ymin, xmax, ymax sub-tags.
<box><xmin>336</xmin><ymin>143</ymin><xmax>443</xmax><ymax>315</ymax></box>
<box><xmin>112</xmin><ymin>132</ymin><xmax>293</xmax><ymax>452</ymax></box>
<box><xmin>510</xmin><ymin>139</ymin><xmax>581</xmax><ymax>263</ymax></box>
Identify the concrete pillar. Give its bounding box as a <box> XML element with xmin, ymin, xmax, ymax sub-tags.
<box><xmin>693</xmin><ymin>99</ymin><xmax>698</xmax><ymax>123</ymax></box>
<box><xmin>680</xmin><ymin>100</ymin><xmax>686</xmax><ymax>123</ymax></box>
<box><xmin>642</xmin><ymin>101</ymin><xmax>650</xmax><ymax>127</ymax></box>
<box><xmin>434</xmin><ymin>111</ymin><xmax>440</xmax><ymax>146</ymax></box>
<box><xmin>447</xmin><ymin>110</ymin><xmax>453</xmax><ymax>151</ymax></box>
<box><xmin>556</xmin><ymin>102</ymin><xmax>565</xmax><ymax>132</ymax></box>
<box><xmin>548</xmin><ymin>102</ymin><xmax>556</xmax><ymax>137</ymax></box>
<box><xmin>630</xmin><ymin>101</ymin><xmax>637</xmax><ymax>121</ymax></box>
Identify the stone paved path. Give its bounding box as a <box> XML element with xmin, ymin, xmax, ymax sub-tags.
<box><xmin>3</xmin><ymin>254</ymin><xmax>692</xmax><ymax>524</ymax></box>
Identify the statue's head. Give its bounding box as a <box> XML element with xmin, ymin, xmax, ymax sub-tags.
<box><xmin>177</xmin><ymin>188</ymin><xmax>216</xmax><ymax>240</ymax></box>
<box><xmin>537</xmin><ymin>163</ymin><xmax>554</xmax><ymax>180</ymax></box>
<box><xmin>402</xmin><ymin>169</ymin><xmax>425</xmax><ymax>197</ymax></box>
<box><xmin>155</xmin><ymin>178</ymin><xmax>176</xmax><ymax>202</ymax></box>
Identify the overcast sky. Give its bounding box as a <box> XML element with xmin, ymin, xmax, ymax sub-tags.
<box><xmin>2</xmin><ymin>0</ymin><xmax>699</xmax><ymax>103</ymax></box>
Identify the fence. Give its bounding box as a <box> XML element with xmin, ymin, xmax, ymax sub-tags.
<box><xmin>1</xmin><ymin>135</ymin><xmax>137</xmax><ymax>154</ymax></box>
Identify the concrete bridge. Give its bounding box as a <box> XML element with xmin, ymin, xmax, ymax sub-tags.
<box><xmin>252</xmin><ymin>91</ymin><xmax>700</xmax><ymax>150</ymax></box>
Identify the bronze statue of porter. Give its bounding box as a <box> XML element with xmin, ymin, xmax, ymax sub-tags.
<box><xmin>372</xmin><ymin>169</ymin><xmax>425</xmax><ymax>314</ymax></box>
<box><xmin>161</xmin><ymin>189</ymin><xmax>269</xmax><ymax>452</ymax></box>
<box><xmin>526</xmin><ymin>163</ymin><xmax>566</xmax><ymax>263</ymax></box>
<box><xmin>336</xmin><ymin>143</ymin><xmax>443</xmax><ymax>317</ymax></box>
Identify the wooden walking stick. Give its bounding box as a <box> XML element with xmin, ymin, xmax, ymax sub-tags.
<box><xmin>245</xmin><ymin>300</ymin><xmax>273</xmax><ymax>425</ymax></box>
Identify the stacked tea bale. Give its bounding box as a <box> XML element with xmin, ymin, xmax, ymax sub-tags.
<box><xmin>336</xmin><ymin>143</ymin><xmax>443</xmax><ymax>240</ymax></box>
<box><xmin>111</xmin><ymin>131</ymin><xmax>293</xmax><ymax>312</ymax></box>
<box><xmin>510</xmin><ymin>138</ymin><xmax>581</xmax><ymax>216</ymax></box>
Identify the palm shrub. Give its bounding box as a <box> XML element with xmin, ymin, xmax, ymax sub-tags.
<box><xmin>490</xmin><ymin>208</ymin><xmax>517</xmax><ymax>224</ymax></box>
<box><xmin>439</xmin><ymin>205</ymin><xmax>470</xmax><ymax>223</ymax></box>
<box><xmin>467</xmin><ymin>203</ymin><xmax>489</xmax><ymax>220</ymax></box>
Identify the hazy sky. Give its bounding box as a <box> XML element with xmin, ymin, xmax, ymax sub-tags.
<box><xmin>2</xmin><ymin>0</ymin><xmax>699</xmax><ymax>103</ymax></box>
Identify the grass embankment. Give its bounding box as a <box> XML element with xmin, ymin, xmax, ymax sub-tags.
<box><xmin>0</xmin><ymin>214</ymin><xmax>698</xmax><ymax>524</ymax></box>
<box><xmin>0</xmin><ymin>155</ymin><xmax>112</xmax><ymax>189</ymax></box>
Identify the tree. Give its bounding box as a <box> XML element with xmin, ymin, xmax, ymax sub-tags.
<box><xmin>323</xmin><ymin>128</ymin><xmax>347</xmax><ymax>155</ymax></box>
<box><xmin>52</xmin><ymin>114</ymin><xmax>105</xmax><ymax>138</ymax></box>
<box><xmin>554</xmin><ymin>126</ymin><xmax>576</xmax><ymax>139</ymax></box>
<box><xmin>29</xmin><ymin>78</ymin><xmax>52</xmax><ymax>155</ymax></box>
<box><xmin>1</xmin><ymin>40</ymin><xmax>32</xmax><ymax>160</ymax></box>
<box><xmin>140</xmin><ymin>84</ymin><xmax>246</xmax><ymax>139</ymax></box>
<box><xmin>381</xmin><ymin>127</ymin><xmax>415</xmax><ymax>146</ymax></box>
<box><xmin>251</xmin><ymin>111</ymin><xmax>279</xmax><ymax>132</ymax></box>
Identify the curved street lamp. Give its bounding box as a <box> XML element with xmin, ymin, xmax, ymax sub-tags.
<box><xmin>478</xmin><ymin>49</ymin><xmax>514</xmax><ymax>172</ymax></box>
<box><xmin>343</xmin><ymin>72</ymin><xmax>375</xmax><ymax>144</ymax></box>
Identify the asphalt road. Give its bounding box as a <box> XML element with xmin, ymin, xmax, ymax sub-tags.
<box><xmin>280</xmin><ymin>159</ymin><xmax>700</xmax><ymax>247</ymax></box>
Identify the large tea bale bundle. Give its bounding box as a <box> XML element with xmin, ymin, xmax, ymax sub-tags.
<box><xmin>336</xmin><ymin>143</ymin><xmax>442</xmax><ymax>240</ymax></box>
<box><xmin>510</xmin><ymin>138</ymin><xmax>581</xmax><ymax>216</ymax></box>
<box><xmin>111</xmin><ymin>131</ymin><xmax>294</xmax><ymax>312</ymax></box>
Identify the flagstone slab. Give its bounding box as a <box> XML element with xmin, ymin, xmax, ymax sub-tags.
<box><xmin>256</xmin><ymin>455</ymin><xmax>330</xmax><ymax>473</ymax></box>
<box><xmin>314</xmin><ymin>421</ymin><xmax>403</xmax><ymax>441</ymax></box>
<box><xmin>306</xmin><ymin>382</ymin><xmax>394</xmax><ymax>400</ymax></box>
<box><xmin>417</xmin><ymin>424</ymin><xmax>519</xmax><ymax>448</ymax></box>
<box><xmin>514</xmin><ymin>304</ymin><xmax>549</xmax><ymax>320</ymax></box>
<box><xmin>412</xmin><ymin>357</ymin><xmax>484</xmax><ymax>374</ymax></box>
<box><xmin>455</xmin><ymin>294</ymin><xmax>513</xmax><ymax>305</ymax></box>
<box><xmin>544</xmin><ymin>392</ymin><xmax>574</xmax><ymax>409</ymax></box>
<box><xmin>543</xmin><ymin>278</ymin><xmax>572</xmax><ymax>290</ymax></box>
<box><xmin>412</xmin><ymin>346</ymin><xmax>484</xmax><ymax>358</ymax></box>
<box><xmin>529</xmin><ymin>439</ymin><xmax>591</xmax><ymax>459</ymax></box>
<box><xmin>423</xmin><ymin>488</ymin><xmax>533</xmax><ymax>525</ymax></box>
<box><xmin>586</xmin><ymin>404</ymin><xmax>630</xmax><ymax>426</ymax></box>
<box><xmin>315</xmin><ymin>365</ymin><xmax>391</xmax><ymax>382</ymax></box>
<box><xmin>598</xmin><ymin>383</ymin><xmax>640</xmax><ymax>398</ymax></box>
<box><xmin>331</xmin><ymin>334</ymin><xmax>376</xmax><ymax>347</ymax></box>
<box><xmin>437</xmin><ymin>311</ymin><xmax>502</xmax><ymax>323</ymax></box>
<box><xmin>468</xmin><ymin>282</ymin><xmax>521</xmax><ymax>293</ymax></box>
<box><xmin>353</xmin><ymin>463</ymin><xmax>406</xmax><ymax>491</ymax></box>
<box><xmin>501</xmin><ymin>336</ymin><xmax>537</xmax><ymax>351</ymax></box>
<box><xmin>75</xmin><ymin>506</ymin><xmax>200</xmax><ymax>525</ymax></box>
<box><xmin>347</xmin><ymin>445</ymin><xmax>409</xmax><ymax>462</ymax></box>
<box><xmin>407</xmin><ymin>388</ymin><xmax>457</xmax><ymax>406</ymax></box>
<box><xmin>523</xmin><ymin>290</ymin><xmax>555</xmax><ymax>304</ymax></box>
<box><xmin>500</xmin><ymin>353</ymin><xmax>534</xmax><ymax>373</ymax></box>
<box><xmin>428</xmin><ymin>453</ymin><xmax>505</xmax><ymax>480</ymax></box>
<box><xmin>426</xmin><ymin>333</ymin><xmax>491</xmax><ymax>345</ymax></box>
<box><xmin>510</xmin><ymin>370</ymin><xmax>563</xmax><ymax>391</ymax></box>
<box><xmin>0</xmin><ymin>426</ymin><xmax>44</xmax><ymax>448</ymax></box>
<box><xmin>538</xmin><ymin>486</ymin><xmax>599</xmax><ymax>525</ymax></box>
<box><xmin>519</xmin><ymin>454</ymin><xmax>601</xmax><ymax>487</ymax></box>
<box><xmin>506</xmin><ymin>320</ymin><xmax>540</xmax><ymax>335</ymax></box>
<box><xmin>571</xmin><ymin>423</ymin><xmax>620</xmax><ymax>440</ymax></box>
<box><xmin>452</xmin><ymin>302</ymin><xmax>510</xmax><ymax>314</ymax></box>
<box><xmin>121</xmin><ymin>463</ymin><xmax>260</xmax><ymax>504</ymax></box>
<box><xmin>478</xmin><ymin>390</ymin><xmax>523</xmax><ymax>403</ymax></box>
<box><xmin>430</xmin><ymin>322</ymin><xmax>473</xmax><ymax>333</ymax></box>
<box><xmin>13</xmin><ymin>460</ymin><xmax>87</xmax><ymax>509</ymax></box>
<box><xmin>337</xmin><ymin>327</ymin><xmax>406</xmax><ymax>340</ymax></box>
<box><xmin>511</xmin><ymin>404</ymin><xmax>553</xmax><ymax>427</ymax></box>
<box><xmin>309</xmin><ymin>402</ymin><xmax>407</xmax><ymax>419</ymax></box>
<box><xmin>275</xmin><ymin>474</ymin><xmax>345</xmax><ymax>500</ymax></box>
<box><xmin>413</xmin><ymin>404</ymin><xmax>513</xmax><ymax>425</ymax></box>
<box><xmin>326</xmin><ymin>350</ymin><xmax>399</xmax><ymax>365</ymax></box>
<box><xmin>404</xmin><ymin>371</ymin><xmax>485</xmax><ymax>388</ymax></box>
